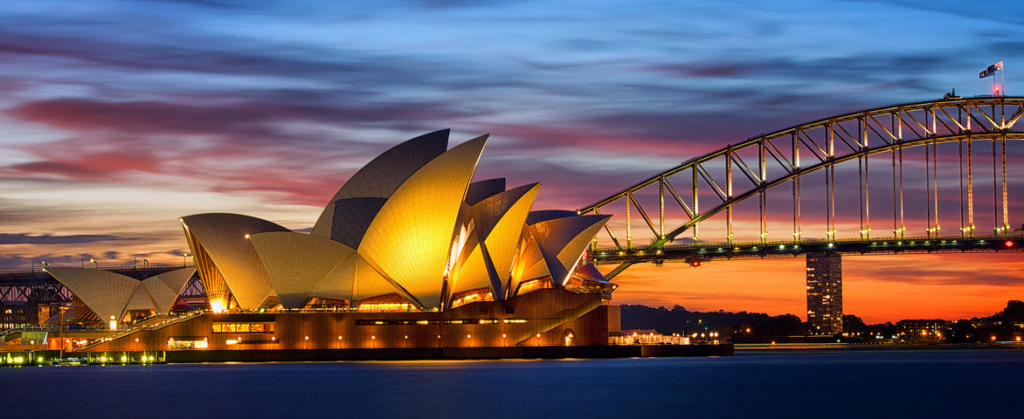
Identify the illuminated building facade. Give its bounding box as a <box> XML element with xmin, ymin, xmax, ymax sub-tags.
<box><xmin>897</xmin><ymin>319</ymin><xmax>947</xmax><ymax>340</ymax></box>
<box><xmin>806</xmin><ymin>253</ymin><xmax>842</xmax><ymax>335</ymax></box>
<box><xmin>43</xmin><ymin>130</ymin><xmax>620</xmax><ymax>352</ymax></box>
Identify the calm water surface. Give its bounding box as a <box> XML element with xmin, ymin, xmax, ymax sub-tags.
<box><xmin>2</xmin><ymin>349</ymin><xmax>1021</xmax><ymax>418</ymax></box>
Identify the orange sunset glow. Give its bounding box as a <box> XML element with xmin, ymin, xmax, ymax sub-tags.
<box><xmin>2</xmin><ymin>0</ymin><xmax>1023</xmax><ymax>325</ymax></box>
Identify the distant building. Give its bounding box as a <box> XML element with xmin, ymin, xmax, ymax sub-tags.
<box><xmin>1</xmin><ymin>301</ymin><xmax>37</xmax><ymax>330</ymax></box>
<box><xmin>806</xmin><ymin>253</ymin><xmax>842</xmax><ymax>335</ymax></box>
<box><xmin>614</xmin><ymin>329</ymin><xmax>691</xmax><ymax>345</ymax></box>
<box><xmin>897</xmin><ymin>319</ymin><xmax>947</xmax><ymax>340</ymax></box>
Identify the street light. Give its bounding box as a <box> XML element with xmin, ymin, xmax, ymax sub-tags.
<box><xmin>59</xmin><ymin>306</ymin><xmax>69</xmax><ymax>359</ymax></box>
<box><xmin>90</xmin><ymin>258</ymin><xmax>96</xmax><ymax>269</ymax></box>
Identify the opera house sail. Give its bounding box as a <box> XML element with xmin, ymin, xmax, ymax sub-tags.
<box><xmin>42</xmin><ymin>130</ymin><xmax>620</xmax><ymax>353</ymax></box>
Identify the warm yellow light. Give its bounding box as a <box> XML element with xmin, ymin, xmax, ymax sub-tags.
<box><xmin>210</xmin><ymin>300</ymin><xmax>226</xmax><ymax>313</ymax></box>
<box><xmin>305</xmin><ymin>336</ymin><xmax>309</xmax><ymax>340</ymax></box>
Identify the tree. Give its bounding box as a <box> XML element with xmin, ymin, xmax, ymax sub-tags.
<box><xmin>843</xmin><ymin>314</ymin><xmax>867</xmax><ymax>335</ymax></box>
<box><xmin>1000</xmin><ymin>301</ymin><xmax>1024</xmax><ymax>324</ymax></box>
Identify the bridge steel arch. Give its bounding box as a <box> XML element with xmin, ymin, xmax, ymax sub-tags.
<box><xmin>578</xmin><ymin>96</ymin><xmax>1024</xmax><ymax>270</ymax></box>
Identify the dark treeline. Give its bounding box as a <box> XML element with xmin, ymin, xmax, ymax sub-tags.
<box><xmin>622</xmin><ymin>301</ymin><xmax>1024</xmax><ymax>342</ymax></box>
<box><xmin>620</xmin><ymin>304</ymin><xmax>804</xmax><ymax>338</ymax></box>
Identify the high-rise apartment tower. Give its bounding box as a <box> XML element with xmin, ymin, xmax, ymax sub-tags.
<box><xmin>806</xmin><ymin>253</ymin><xmax>842</xmax><ymax>335</ymax></box>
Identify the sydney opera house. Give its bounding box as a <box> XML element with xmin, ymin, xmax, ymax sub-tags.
<box><xmin>41</xmin><ymin>130</ymin><xmax>621</xmax><ymax>354</ymax></box>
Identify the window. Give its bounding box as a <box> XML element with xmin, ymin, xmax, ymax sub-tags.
<box><xmin>212</xmin><ymin>323</ymin><xmax>274</xmax><ymax>333</ymax></box>
<box><xmin>168</xmin><ymin>339</ymin><xmax>208</xmax><ymax>349</ymax></box>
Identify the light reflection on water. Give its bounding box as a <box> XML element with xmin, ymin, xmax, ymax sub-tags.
<box><xmin>2</xmin><ymin>349</ymin><xmax>1022</xmax><ymax>418</ymax></box>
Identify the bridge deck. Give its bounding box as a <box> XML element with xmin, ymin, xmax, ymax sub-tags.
<box><xmin>590</xmin><ymin>235</ymin><xmax>1023</xmax><ymax>265</ymax></box>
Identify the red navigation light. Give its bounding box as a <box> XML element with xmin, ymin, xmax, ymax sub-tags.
<box><xmin>1006</xmin><ymin>241</ymin><xmax>1013</xmax><ymax>247</ymax></box>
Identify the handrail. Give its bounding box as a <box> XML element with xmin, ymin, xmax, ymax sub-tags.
<box><xmin>0</xmin><ymin>263</ymin><xmax>195</xmax><ymax>275</ymax></box>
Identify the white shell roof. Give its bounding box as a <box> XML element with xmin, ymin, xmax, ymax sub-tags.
<box><xmin>453</xmin><ymin>183</ymin><xmax>541</xmax><ymax>298</ymax></box>
<box><xmin>310</xmin><ymin>253</ymin><xmax>398</xmax><ymax>302</ymax></box>
<box><xmin>528</xmin><ymin>214</ymin><xmax>611</xmax><ymax>286</ymax></box>
<box><xmin>249</xmin><ymin>231</ymin><xmax>358</xmax><ymax>308</ymax></box>
<box><xmin>358</xmin><ymin>135</ymin><xmax>488</xmax><ymax>309</ymax></box>
<box><xmin>125</xmin><ymin>285</ymin><xmax>156</xmax><ymax>311</ymax></box>
<box><xmin>450</xmin><ymin>244</ymin><xmax>493</xmax><ymax>298</ymax></box>
<box><xmin>142</xmin><ymin>267</ymin><xmax>196</xmax><ymax>314</ymax></box>
<box><xmin>311</xmin><ymin>130</ymin><xmax>449</xmax><ymax>240</ymax></box>
<box><xmin>329</xmin><ymin>197</ymin><xmax>388</xmax><ymax>249</ymax></box>
<box><xmin>45</xmin><ymin>267</ymin><xmax>141</xmax><ymax>323</ymax></box>
<box><xmin>526</xmin><ymin>210</ymin><xmax>578</xmax><ymax>225</ymax></box>
<box><xmin>180</xmin><ymin>213</ymin><xmax>290</xmax><ymax>310</ymax></box>
<box><xmin>464</xmin><ymin>178</ymin><xmax>506</xmax><ymax>206</ymax></box>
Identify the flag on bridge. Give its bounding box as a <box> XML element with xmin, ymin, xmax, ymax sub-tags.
<box><xmin>979</xmin><ymin>61</ymin><xmax>1003</xmax><ymax>78</ymax></box>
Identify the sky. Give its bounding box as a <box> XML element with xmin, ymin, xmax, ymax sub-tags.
<box><xmin>1</xmin><ymin>0</ymin><xmax>1023</xmax><ymax>323</ymax></box>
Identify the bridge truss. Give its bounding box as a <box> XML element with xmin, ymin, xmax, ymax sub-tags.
<box><xmin>578</xmin><ymin>96</ymin><xmax>1024</xmax><ymax>274</ymax></box>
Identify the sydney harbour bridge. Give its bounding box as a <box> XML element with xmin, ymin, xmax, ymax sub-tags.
<box><xmin>579</xmin><ymin>95</ymin><xmax>1024</xmax><ymax>279</ymax></box>
<box><xmin>2</xmin><ymin>94</ymin><xmax>1023</xmax><ymax>302</ymax></box>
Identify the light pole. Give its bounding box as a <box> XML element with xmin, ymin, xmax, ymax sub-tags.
<box><xmin>59</xmin><ymin>306</ymin><xmax>68</xmax><ymax>359</ymax></box>
<box><xmin>90</xmin><ymin>258</ymin><xmax>96</xmax><ymax>269</ymax></box>
<box><xmin>183</xmin><ymin>253</ymin><xmax>189</xmax><ymax>266</ymax></box>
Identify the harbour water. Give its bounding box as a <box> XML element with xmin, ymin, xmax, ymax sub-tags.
<box><xmin>2</xmin><ymin>349</ymin><xmax>1021</xmax><ymax>418</ymax></box>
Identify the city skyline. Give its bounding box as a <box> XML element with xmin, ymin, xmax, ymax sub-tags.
<box><xmin>2</xmin><ymin>0</ymin><xmax>1024</xmax><ymax>323</ymax></box>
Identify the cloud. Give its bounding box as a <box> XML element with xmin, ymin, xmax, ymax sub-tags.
<box><xmin>0</xmin><ymin>233</ymin><xmax>138</xmax><ymax>245</ymax></box>
<box><xmin>8</xmin><ymin>98</ymin><xmax>485</xmax><ymax>139</ymax></box>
